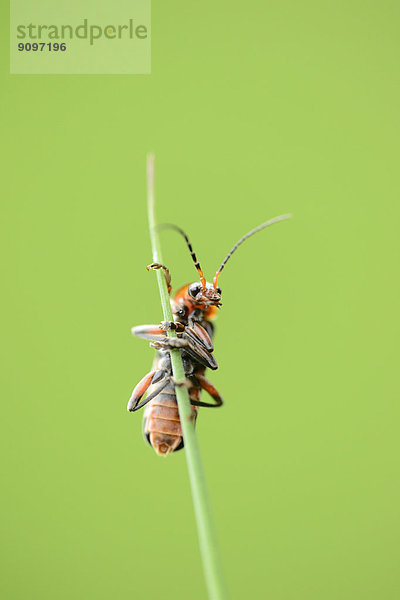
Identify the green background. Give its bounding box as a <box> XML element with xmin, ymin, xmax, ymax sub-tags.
<box><xmin>1</xmin><ymin>2</ymin><xmax>399</xmax><ymax>599</ymax></box>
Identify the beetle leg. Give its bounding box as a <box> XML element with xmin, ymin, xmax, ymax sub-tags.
<box><xmin>129</xmin><ymin>380</ymin><xmax>170</xmax><ymax>412</ymax></box>
<box><xmin>127</xmin><ymin>369</ymin><xmax>168</xmax><ymax>412</ymax></box>
<box><xmin>131</xmin><ymin>325</ymin><xmax>217</xmax><ymax>370</ymax></box>
<box><xmin>171</xmin><ymin>377</ymin><xmax>191</xmax><ymax>389</ymax></box>
<box><xmin>132</xmin><ymin>324</ymin><xmax>188</xmax><ymax>348</ymax></box>
<box><xmin>160</xmin><ymin>321</ymin><xmax>185</xmax><ymax>333</ymax></box>
<box><xmin>132</xmin><ymin>324</ymin><xmax>168</xmax><ymax>342</ymax></box>
<box><xmin>146</xmin><ymin>263</ymin><xmax>172</xmax><ymax>294</ymax></box>
<box><xmin>149</xmin><ymin>338</ymin><xmax>189</xmax><ymax>352</ymax></box>
<box><xmin>191</xmin><ymin>374</ymin><xmax>223</xmax><ymax>407</ymax></box>
<box><xmin>159</xmin><ymin>321</ymin><xmax>213</xmax><ymax>352</ymax></box>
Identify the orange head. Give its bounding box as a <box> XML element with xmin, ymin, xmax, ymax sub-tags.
<box><xmin>173</xmin><ymin>281</ymin><xmax>221</xmax><ymax>321</ymax></box>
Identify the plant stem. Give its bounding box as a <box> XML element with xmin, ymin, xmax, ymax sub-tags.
<box><xmin>146</xmin><ymin>154</ymin><xmax>228</xmax><ymax>600</ymax></box>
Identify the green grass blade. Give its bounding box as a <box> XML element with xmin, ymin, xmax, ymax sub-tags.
<box><xmin>146</xmin><ymin>154</ymin><xmax>228</xmax><ymax>600</ymax></box>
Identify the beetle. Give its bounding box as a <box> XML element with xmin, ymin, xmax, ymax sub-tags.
<box><xmin>128</xmin><ymin>215</ymin><xmax>290</xmax><ymax>455</ymax></box>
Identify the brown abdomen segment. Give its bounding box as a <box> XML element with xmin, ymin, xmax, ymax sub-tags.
<box><xmin>143</xmin><ymin>391</ymin><xmax>198</xmax><ymax>456</ymax></box>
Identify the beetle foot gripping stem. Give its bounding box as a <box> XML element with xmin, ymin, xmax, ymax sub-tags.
<box><xmin>160</xmin><ymin>320</ymin><xmax>185</xmax><ymax>333</ymax></box>
<box><xmin>171</xmin><ymin>377</ymin><xmax>191</xmax><ymax>389</ymax></box>
<box><xmin>146</xmin><ymin>263</ymin><xmax>172</xmax><ymax>294</ymax></box>
<box><xmin>149</xmin><ymin>338</ymin><xmax>189</xmax><ymax>351</ymax></box>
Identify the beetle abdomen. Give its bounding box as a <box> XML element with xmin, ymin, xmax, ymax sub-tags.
<box><xmin>143</xmin><ymin>393</ymin><xmax>198</xmax><ymax>456</ymax></box>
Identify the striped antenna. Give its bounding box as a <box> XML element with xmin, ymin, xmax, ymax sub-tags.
<box><xmin>160</xmin><ymin>224</ymin><xmax>207</xmax><ymax>289</ymax></box>
<box><xmin>213</xmin><ymin>214</ymin><xmax>292</xmax><ymax>289</ymax></box>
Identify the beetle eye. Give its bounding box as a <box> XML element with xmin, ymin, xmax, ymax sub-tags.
<box><xmin>189</xmin><ymin>284</ymin><xmax>202</xmax><ymax>298</ymax></box>
<box><xmin>216</xmin><ymin>287</ymin><xmax>222</xmax><ymax>295</ymax></box>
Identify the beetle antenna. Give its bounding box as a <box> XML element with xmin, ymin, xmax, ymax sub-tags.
<box><xmin>213</xmin><ymin>214</ymin><xmax>292</xmax><ymax>289</ymax></box>
<box><xmin>159</xmin><ymin>223</ymin><xmax>207</xmax><ymax>290</ymax></box>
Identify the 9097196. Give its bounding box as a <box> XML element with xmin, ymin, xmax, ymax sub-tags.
<box><xmin>18</xmin><ymin>42</ymin><xmax>67</xmax><ymax>51</ymax></box>
<box><xmin>128</xmin><ymin>215</ymin><xmax>290</xmax><ymax>456</ymax></box>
